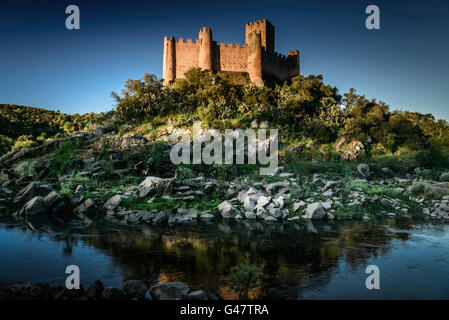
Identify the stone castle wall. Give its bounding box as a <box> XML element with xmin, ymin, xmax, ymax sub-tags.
<box><xmin>163</xmin><ymin>19</ymin><xmax>299</xmax><ymax>86</ymax></box>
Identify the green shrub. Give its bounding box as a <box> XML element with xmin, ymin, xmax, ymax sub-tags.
<box><xmin>0</xmin><ymin>135</ymin><xmax>13</xmax><ymax>155</ymax></box>
<box><xmin>228</xmin><ymin>253</ymin><xmax>266</xmax><ymax>300</ymax></box>
<box><xmin>440</xmin><ymin>171</ymin><xmax>449</xmax><ymax>182</ymax></box>
<box><xmin>409</xmin><ymin>180</ymin><xmax>442</xmax><ymax>200</ymax></box>
<box><xmin>11</xmin><ymin>135</ymin><xmax>37</xmax><ymax>151</ymax></box>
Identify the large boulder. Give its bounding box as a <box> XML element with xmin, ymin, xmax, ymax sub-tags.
<box><xmin>123</xmin><ymin>280</ymin><xmax>148</xmax><ymax>300</ymax></box>
<box><xmin>86</xmin><ymin>280</ymin><xmax>105</xmax><ymax>300</ymax></box>
<box><xmin>186</xmin><ymin>290</ymin><xmax>209</xmax><ymax>300</ymax></box>
<box><xmin>149</xmin><ymin>282</ymin><xmax>190</xmax><ymax>300</ymax></box>
<box><xmin>357</xmin><ymin>164</ymin><xmax>370</xmax><ymax>178</ymax></box>
<box><xmin>302</xmin><ymin>202</ymin><xmax>326</xmax><ymax>219</ymax></box>
<box><xmin>264</xmin><ymin>181</ymin><xmax>289</xmax><ymax>196</ymax></box>
<box><xmin>43</xmin><ymin>191</ymin><xmax>63</xmax><ymax>209</ymax></box>
<box><xmin>20</xmin><ymin>196</ymin><xmax>47</xmax><ymax>216</ymax></box>
<box><xmin>73</xmin><ymin>199</ymin><xmax>98</xmax><ymax>220</ymax></box>
<box><xmin>138</xmin><ymin>176</ymin><xmax>174</xmax><ymax>198</ymax></box>
<box><xmin>0</xmin><ymin>168</ymin><xmax>18</xmax><ymax>182</ymax></box>
<box><xmin>101</xmin><ymin>287</ymin><xmax>127</xmax><ymax>300</ymax></box>
<box><xmin>103</xmin><ymin>195</ymin><xmax>123</xmax><ymax>213</ymax></box>
<box><xmin>3</xmin><ymin>282</ymin><xmax>43</xmax><ymax>300</ymax></box>
<box><xmin>13</xmin><ymin>182</ymin><xmax>54</xmax><ymax>205</ymax></box>
<box><xmin>218</xmin><ymin>201</ymin><xmax>239</xmax><ymax>219</ymax></box>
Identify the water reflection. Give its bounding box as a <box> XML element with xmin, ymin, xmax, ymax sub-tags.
<box><xmin>0</xmin><ymin>217</ymin><xmax>448</xmax><ymax>299</ymax></box>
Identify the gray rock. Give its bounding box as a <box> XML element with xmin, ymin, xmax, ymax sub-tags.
<box><xmin>103</xmin><ymin>194</ymin><xmax>122</xmax><ymax>212</ymax></box>
<box><xmin>264</xmin><ymin>181</ymin><xmax>289</xmax><ymax>196</ymax></box>
<box><xmin>0</xmin><ymin>169</ymin><xmax>18</xmax><ymax>181</ymax></box>
<box><xmin>357</xmin><ymin>164</ymin><xmax>370</xmax><ymax>178</ymax></box>
<box><xmin>73</xmin><ymin>199</ymin><xmax>97</xmax><ymax>220</ymax></box>
<box><xmin>200</xmin><ymin>212</ymin><xmax>215</xmax><ymax>220</ymax></box>
<box><xmin>74</xmin><ymin>185</ymin><xmax>84</xmax><ymax>195</ymax></box>
<box><xmin>149</xmin><ymin>282</ymin><xmax>190</xmax><ymax>300</ymax></box>
<box><xmin>218</xmin><ymin>201</ymin><xmax>239</xmax><ymax>218</ymax></box>
<box><xmin>43</xmin><ymin>191</ymin><xmax>62</xmax><ymax>209</ymax></box>
<box><xmin>86</xmin><ymin>280</ymin><xmax>104</xmax><ymax>300</ymax></box>
<box><xmin>302</xmin><ymin>202</ymin><xmax>326</xmax><ymax>219</ymax></box>
<box><xmin>265</xmin><ymin>216</ymin><xmax>278</xmax><ymax>222</ymax></box>
<box><xmin>139</xmin><ymin>176</ymin><xmax>174</xmax><ymax>198</ymax></box>
<box><xmin>20</xmin><ymin>196</ymin><xmax>47</xmax><ymax>216</ymax></box>
<box><xmin>293</xmin><ymin>201</ymin><xmax>306</xmax><ymax>212</ymax></box>
<box><xmin>13</xmin><ymin>182</ymin><xmax>54</xmax><ymax>205</ymax></box>
<box><xmin>101</xmin><ymin>287</ymin><xmax>127</xmax><ymax>300</ymax></box>
<box><xmin>245</xmin><ymin>211</ymin><xmax>256</xmax><ymax>219</ymax></box>
<box><xmin>243</xmin><ymin>196</ymin><xmax>257</xmax><ymax>212</ymax></box>
<box><xmin>186</xmin><ymin>290</ymin><xmax>209</xmax><ymax>300</ymax></box>
<box><xmin>123</xmin><ymin>280</ymin><xmax>148</xmax><ymax>300</ymax></box>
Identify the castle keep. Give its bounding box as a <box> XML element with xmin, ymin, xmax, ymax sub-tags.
<box><xmin>163</xmin><ymin>19</ymin><xmax>300</xmax><ymax>86</ymax></box>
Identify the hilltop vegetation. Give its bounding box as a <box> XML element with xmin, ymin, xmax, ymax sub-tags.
<box><xmin>0</xmin><ymin>104</ymin><xmax>112</xmax><ymax>155</ymax></box>
<box><xmin>111</xmin><ymin>69</ymin><xmax>449</xmax><ymax>168</ymax></box>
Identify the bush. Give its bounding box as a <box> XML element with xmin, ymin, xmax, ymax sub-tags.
<box><xmin>440</xmin><ymin>171</ymin><xmax>449</xmax><ymax>182</ymax></box>
<box><xmin>228</xmin><ymin>253</ymin><xmax>266</xmax><ymax>300</ymax></box>
<box><xmin>416</xmin><ymin>144</ymin><xmax>449</xmax><ymax>169</ymax></box>
<box><xmin>11</xmin><ymin>135</ymin><xmax>37</xmax><ymax>152</ymax></box>
<box><xmin>409</xmin><ymin>180</ymin><xmax>442</xmax><ymax>200</ymax></box>
<box><xmin>0</xmin><ymin>135</ymin><xmax>13</xmax><ymax>155</ymax></box>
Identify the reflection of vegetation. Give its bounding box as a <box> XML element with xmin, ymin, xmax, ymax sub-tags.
<box><xmin>228</xmin><ymin>253</ymin><xmax>266</xmax><ymax>300</ymax></box>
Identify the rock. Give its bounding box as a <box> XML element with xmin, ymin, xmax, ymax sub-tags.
<box><xmin>218</xmin><ymin>201</ymin><xmax>239</xmax><ymax>219</ymax></box>
<box><xmin>103</xmin><ymin>195</ymin><xmax>122</xmax><ymax>212</ymax></box>
<box><xmin>43</xmin><ymin>191</ymin><xmax>62</xmax><ymax>209</ymax></box>
<box><xmin>149</xmin><ymin>282</ymin><xmax>190</xmax><ymax>300</ymax></box>
<box><xmin>265</xmin><ymin>216</ymin><xmax>278</xmax><ymax>222</ymax></box>
<box><xmin>54</xmin><ymin>285</ymin><xmax>85</xmax><ymax>301</ymax></box>
<box><xmin>4</xmin><ymin>282</ymin><xmax>43</xmax><ymax>300</ymax></box>
<box><xmin>186</xmin><ymin>290</ymin><xmax>209</xmax><ymax>300</ymax></box>
<box><xmin>357</xmin><ymin>164</ymin><xmax>370</xmax><ymax>178</ymax></box>
<box><xmin>323</xmin><ymin>181</ymin><xmax>340</xmax><ymax>191</ymax></box>
<box><xmin>245</xmin><ymin>211</ymin><xmax>256</xmax><ymax>219</ymax></box>
<box><xmin>70</xmin><ymin>195</ymin><xmax>84</xmax><ymax>207</ymax></box>
<box><xmin>101</xmin><ymin>287</ymin><xmax>127</xmax><ymax>300</ymax></box>
<box><xmin>387</xmin><ymin>212</ymin><xmax>396</xmax><ymax>217</ymax></box>
<box><xmin>139</xmin><ymin>176</ymin><xmax>174</xmax><ymax>198</ymax></box>
<box><xmin>123</xmin><ymin>280</ymin><xmax>148</xmax><ymax>300</ymax></box>
<box><xmin>264</xmin><ymin>181</ymin><xmax>289</xmax><ymax>196</ymax></box>
<box><xmin>243</xmin><ymin>196</ymin><xmax>257</xmax><ymax>212</ymax></box>
<box><xmin>423</xmin><ymin>207</ymin><xmax>430</xmax><ymax>215</ymax></box>
<box><xmin>0</xmin><ymin>168</ymin><xmax>18</xmax><ymax>181</ymax></box>
<box><xmin>257</xmin><ymin>196</ymin><xmax>271</xmax><ymax>208</ymax></box>
<box><xmin>322</xmin><ymin>190</ymin><xmax>333</xmax><ymax>197</ymax></box>
<box><xmin>302</xmin><ymin>202</ymin><xmax>326</xmax><ymax>219</ymax></box>
<box><xmin>293</xmin><ymin>201</ymin><xmax>306</xmax><ymax>212</ymax></box>
<box><xmin>74</xmin><ymin>185</ymin><xmax>84</xmax><ymax>195</ymax></box>
<box><xmin>13</xmin><ymin>182</ymin><xmax>54</xmax><ymax>205</ymax></box>
<box><xmin>86</xmin><ymin>280</ymin><xmax>104</xmax><ymax>300</ymax></box>
<box><xmin>73</xmin><ymin>199</ymin><xmax>98</xmax><ymax>220</ymax></box>
<box><xmin>20</xmin><ymin>196</ymin><xmax>47</xmax><ymax>216</ymax></box>
<box><xmin>321</xmin><ymin>201</ymin><xmax>332</xmax><ymax>210</ymax></box>
<box><xmin>381</xmin><ymin>167</ymin><xmax>394</xmax><ymax>175</ymax></box>
<box><xmin>200</xmin><ymin>212</ymin><xmax>215</xmax><ymax>220</ymax></box>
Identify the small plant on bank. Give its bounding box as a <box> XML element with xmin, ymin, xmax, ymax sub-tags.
<box><xmin>228</xmin><ymin>253</ymin><xmax>266</xmax><ymax>300</ymax></box>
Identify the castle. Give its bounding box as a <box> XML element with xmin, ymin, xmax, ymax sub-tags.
<box><xmin>162</xmin><ymin>19</ymin><xmax>300</xmax><ymax>86</ymax></box>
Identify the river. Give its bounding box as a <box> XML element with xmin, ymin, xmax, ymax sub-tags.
<box><xmin>0</xmin><ymin>217</ymin><xmax>448</xmax><ymax>299</ymax></box>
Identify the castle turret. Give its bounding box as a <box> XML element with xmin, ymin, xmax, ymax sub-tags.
<box><xmin>246</xmin><ymin>19</ymin><xmax>275</xmax><ymax>53</ymax></box>
<box><xmin>198</xmin><ymin>27</ymin><xmax>213</xmax><ymax>71</ymax></box>
<box><xmin>247</xmin><ymin>31</ymin><xmax>263</xmax><ymax>86</ymax></box>
<box><xmin>163</xmin><ymin>36</ymin><xmax>176</xmax><ymax>86</ymax></box>
<box><xmin>288</xmin><ymin>50</ymin><xmax>300</xmax><ymax>78</ymax></box>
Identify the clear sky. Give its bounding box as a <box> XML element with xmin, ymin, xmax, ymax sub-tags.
<box><xmin>0</xmin><ymin>0</ymin><xmax>448</xmax><ymax>119</ymax></box>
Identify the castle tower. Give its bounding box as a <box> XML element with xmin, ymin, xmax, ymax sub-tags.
<box><xmin>198</xmin><ymin>27</ymin><xmax>213</xmax><ymax>71</ymax></box>
<box><xmin>163</xmin><ymin>36</ymin><xmax>176</xmax><ymax>86</ymax></box>
<box><xmin>245</xmin><ymin>19</ymin><xmax>275</xmax><ymax>53</ymax></box>
<box><xmin>288</xmin><ymin>50</ymin><xmax>300</xmax><ymax>78</ymax></box>
<box><xmin>247</xmin><ymin>31</ymin><xmax>263</xmax><ymax>86</ymax></box>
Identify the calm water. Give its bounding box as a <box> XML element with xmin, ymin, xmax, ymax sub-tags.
<box><xmin>0</xmin><ymin>217</ymin><xmax>448</xmax><ymax>299</ymax></box>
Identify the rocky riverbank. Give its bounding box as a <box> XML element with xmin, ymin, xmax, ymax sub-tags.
<box><xmin>0</xmin><ymin>280</ymin><xmax>219</xmax><ymax>301</ymax></box>
<box><xmin>1</xmin><ymin>127</ymin><xmax>449</xmax><ymax>228</ymax></box>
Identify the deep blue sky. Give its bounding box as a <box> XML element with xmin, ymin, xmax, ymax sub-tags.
<box><xmin>0</xmin><ymin>0</ymin><xmax>448</xmax><ymax>119</ymax></box>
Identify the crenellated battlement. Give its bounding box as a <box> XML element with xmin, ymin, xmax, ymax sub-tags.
<box><xmin>162</xmin><ymin>19</ymin><xmax>300</xmax><ymax>86</ymax></box>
